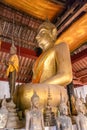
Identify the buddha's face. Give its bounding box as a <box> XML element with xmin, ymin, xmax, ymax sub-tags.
<box><xmin>32</xmin><ymin>97</ymin><xmax>39</xmax><ymax>108</ymax></box>
<box><xmin>10</xmin><ymin>47</ymin><xmax>16</xmax><ymax>55</ymax></box>
<box><xmin>36</xmin><ymin>28</ymin><xmax>54</xmax><ymax>51</ymax></box>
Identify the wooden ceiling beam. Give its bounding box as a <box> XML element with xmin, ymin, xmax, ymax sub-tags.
<box><xmin>56</xmin><ymin>1</ymin><xmax>80</xmax><ymax>27</ymax></box>
<box><xmin>50</xmin><ymin>0</ymin><xmax>66</xmax><ymax>5</ymax></box>
<box><xmin>71</xmin><ymin>48</ymin><xmax>87</xmax><ymax>64</ymax></box>
<box><xmin>56</xmin><ymin>2</ymin><xmax>87</xmax><ymax>36</ymax></box>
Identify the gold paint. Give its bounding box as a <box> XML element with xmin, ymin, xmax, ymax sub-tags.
<box><xmin>14</xmin><ymin>84</ymin><xmax>68</xmax><ymax>110</ymax></box>
<box><xmin>56</xmin><ymin>14</ymin><xmax>87</xmax><ymax>51</ymax></box>
<box><xmin>3</xmin><ymin>0</ymin><xmax>64</xmax><ymax>20</ymax></box>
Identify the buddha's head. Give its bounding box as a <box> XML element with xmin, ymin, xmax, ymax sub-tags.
<box><xmin>31</xmin><ymin>91</ymin><xmax>40</xmax><ymax>108</ymax></box>
<box><xmin>36</xmin><ymin>20</ymin><xmax>57</xmax><ymax>51</ymax></box>
<box><xmin>10</xmin><ymin>44</ymin><xmax>17</xmax><ymax>55</ymax></box>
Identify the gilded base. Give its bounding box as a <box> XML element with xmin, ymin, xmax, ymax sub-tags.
<box><xmin>14</xmin><ymin>83</ymin><xmax>68</xmax><ymax>111</ymax></box>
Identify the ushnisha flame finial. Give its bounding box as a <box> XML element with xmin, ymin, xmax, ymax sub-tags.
<box><xmin>31</xmin><ymin>90</ymin><xmax>39</xmax><ymax>102</ymax></box>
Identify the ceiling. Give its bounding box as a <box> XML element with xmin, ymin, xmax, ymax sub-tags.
<box><xmin>56</xmin><ymin>14</ymin><xmax>87</xmax><ymax>52</ymax></box>
<box><xmin>0</xmin><ymin>0</ymin><xmax>87</xmax><ymax>87</ymax></box>
<box><xmin>1</xmin><ymin>0</ymin><xmax>65</xmax><ymax>21</ymax></box>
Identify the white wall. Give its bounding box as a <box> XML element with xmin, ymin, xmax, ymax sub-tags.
<box><xmin>0</xmin><ymin>81</ymin><xmax>21</xmax><ymax>99</ymax></box>
<box><xmin>0</xmin><ymin>81</ymin><xmax>10</xmax><ymax>99</ymax></box>
<box><xmin>74</xmin><ymin>85</ymin><xmax>87</xmax><ymax>102</ymax></box>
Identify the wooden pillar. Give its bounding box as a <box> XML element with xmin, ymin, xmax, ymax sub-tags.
<box><xmin>67</xmin><ymin>81</ymin><xmax>76</xmax><ymax>115</ymax></box>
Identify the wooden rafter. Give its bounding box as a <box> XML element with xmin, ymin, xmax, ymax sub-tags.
<box><xmin>71</xmin><ymin>48</ymin><xmax>87</xmax><ymax>64</ymax></box>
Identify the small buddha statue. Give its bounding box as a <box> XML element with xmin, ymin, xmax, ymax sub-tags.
<box><xmin>75</xmin><ymin>97</ymin><xmax>87</xmax><ymax>130</ymax></box>
<box><xmin>80</xmin><ymin>92</ymin><xmax>87</xmax><ymax>114</ymax></box>
<box><xmin>56</xmin><ymin>93</ymin><xmax>72</xmax><ymax>130</ymax></box>
<box><xmin>0</xmin><ymin>95</ymin><xmax>8</xmax><ymax>129</ymax></box>
<box><xmin>5</xmin><ymin>43</ymin><xmax>19</xmax><ymax>98</ymax></box>
<box><xmin>25</xmin><ymin>91</ymin><xmax>44</xmax><ymax>130</ymax></box>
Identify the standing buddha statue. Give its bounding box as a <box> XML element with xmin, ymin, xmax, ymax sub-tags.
<box><xmin>75</xmin><ymin>97</ymin><xmax>87</xmax><ymax>130</ymax></box>
<box><xmin>25</xmin><ymin>91</ymin><xmax>44</xmax><ymax>130</ymax></box>
<box><xmin>56</xmin><ymin>93</ymin><xmax>72</xmax><ymax>130</ymax></box>
<box><xmin>6</xmin><ymin>43</ymin><xmax>19</xmax><ymax>98</ymax></box>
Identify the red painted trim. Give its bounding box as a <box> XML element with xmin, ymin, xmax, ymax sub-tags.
<box><xmin>71</xmin><ymin>48</ymin><xmax>87</xmax><ymax>64</ymax></box>
<box><xmin>1</xmin><ymin>41</ymin><xmax>37</xmax><ymax>59</ymax></box>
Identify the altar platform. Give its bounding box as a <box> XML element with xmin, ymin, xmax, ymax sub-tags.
<box><xmin>4</xmin><ymin>125</ymin><xmax>77</xmax><ymax>130</ymax></box>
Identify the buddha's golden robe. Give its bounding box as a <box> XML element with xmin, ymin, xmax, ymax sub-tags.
<box><xmin>6</xmin><ymin>54</ymin><xmax>19</xmax><ymax>76</ymax></box>
<box><xmin>32</xmin><ymin>47</ymin><xmax>56</xmax><ymax>83</ymax></box>
<box><xmin>32</xmin><ymin>43</ymin><xmax>72</xmax><ymax>86</ymax></box>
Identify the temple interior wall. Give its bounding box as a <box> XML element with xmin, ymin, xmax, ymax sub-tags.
<box><xmin>0</xmin><ymin>81</ymin><xmax>21</xmax><ymax>99</ymax></box>
<box><xmin>74</xmin><ymin>85</ymin><xmax>87</xmax><ymax>102</ymax></box>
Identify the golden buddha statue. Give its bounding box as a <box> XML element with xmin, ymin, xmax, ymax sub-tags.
<box><xmin>14</xmin><ymin>20</ymin><xmax>72</xmax><ymax>110</ymax></box>
<box><xmin>56</xmin><ymin>93</ymin><xmax>72</xmax><ymax>130</ymax></box>
<box><xmin>25</xmin><ymin>91</ymin><xmax>44</xmax><ymax>130</ymax></box>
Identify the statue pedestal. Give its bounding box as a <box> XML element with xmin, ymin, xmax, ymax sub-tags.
<box><xmin>45</xmin><ymin>126</ymin><xmax>56</xmax><ymax>130</ymax></box>
<box><xmin>4</xmin><ymin>125</ymin><xmax>77</xmax><ymax>130</ymax></box>
<box><xmin>73</xmin><ymin>125</ymin><xmax>77</xmax><ymax>130</ymax></box>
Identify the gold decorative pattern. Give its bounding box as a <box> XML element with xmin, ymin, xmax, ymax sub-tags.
<box><xmin>56</xmin><ymin>14</ymin><xmax>87</xmax><ymax>52</ymax></box>
<box><xmin>3</xmin><ymin>0</ymin><xmax>64</xmax><ymax>20</ymax></box>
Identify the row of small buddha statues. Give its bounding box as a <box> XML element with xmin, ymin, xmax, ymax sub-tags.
<box><xmin>0</xmin><ymin>90</ymin><xmax>87</xmax><ymax>130</ymax></box>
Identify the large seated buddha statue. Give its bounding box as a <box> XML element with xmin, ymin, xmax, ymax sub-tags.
<box><xmin>14</xmin><ymin>20</ymin><xmax>72</xmax><ymax>110</ymax></box>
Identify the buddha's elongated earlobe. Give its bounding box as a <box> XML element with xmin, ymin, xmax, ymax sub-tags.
<box><xmin>52</xmin><ymin>28</ymin><xmax>57</xmax><ymax>41</ymax></box>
